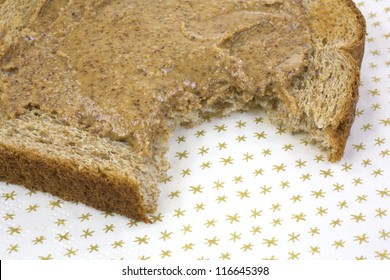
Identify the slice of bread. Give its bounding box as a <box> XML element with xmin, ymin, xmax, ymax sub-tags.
<box><xmin>0</xmin><ymin>0</ymin><xmax>365</xmax><ymax>222</ymax></box>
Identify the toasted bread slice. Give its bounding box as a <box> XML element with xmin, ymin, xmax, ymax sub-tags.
<box><xmin>0</xmin><ymin>0</ymin><xmax>365</xmax><ymax>221</ymax></box>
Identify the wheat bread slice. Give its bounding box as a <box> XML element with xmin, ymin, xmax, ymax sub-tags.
<box><xmin>0</xmin><ymin>0</ymin><xmax>365</xmax><ymax>221</ymax></box>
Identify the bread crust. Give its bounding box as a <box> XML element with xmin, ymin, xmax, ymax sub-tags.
<box><xmin>0</xmin><ymin>142</ymin><xmax>151</xmax><ymax>222</ymax></box>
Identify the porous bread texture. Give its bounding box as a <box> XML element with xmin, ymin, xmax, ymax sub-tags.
<box><xmin>0</xmin><ymin>0</ymin><xmax>366</xmax><ymax>221</ymax></box>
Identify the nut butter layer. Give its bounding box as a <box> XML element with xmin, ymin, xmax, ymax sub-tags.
<box><xmin>0</xmin><ymin>0</ymin><xmax>312</xmax><ymax>154</ymax></box>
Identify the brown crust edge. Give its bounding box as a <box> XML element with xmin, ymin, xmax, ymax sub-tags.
<box><xmin>327</xmin><ymin>0</ymin><xmax>366</xmax><ymax>162</ymax></box>
<box><xmin>0</xmin><ymin>142</ymin><xmax>151</xmax><ymax>222</ymax></box>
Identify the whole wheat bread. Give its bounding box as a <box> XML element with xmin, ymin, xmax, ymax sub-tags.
<box><xmin>0</xmin><ymin>0</ymin><xmax>365</xmax><ymax>222</ymax></box>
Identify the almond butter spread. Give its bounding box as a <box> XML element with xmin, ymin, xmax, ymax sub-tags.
<box><xmin>0</xmin><ymin>0</ymin><xmax>312</xmax><ymax>154</ymax></box>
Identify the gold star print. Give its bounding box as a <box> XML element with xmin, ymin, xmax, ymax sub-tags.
<box><xmin>316</xmin><ymin>207</ymin><xmax>328</xmax><ymax>216</ymax></box>
<box><xmin>288</xmin><ymin>251</ymin><xmax>300</xmax><ymax>260</ymax></box>
<box><xmin>49</xmin><ymin>199</ymin><xmax>62</xmax><ymax>209</ymax></box>
<box><xmin>309</xmin><ymin>246</ymin><xmax>320</xmax><ymax>255</ymax></box>
<box><xmin>236</xmin><ymin>189</ymin><xmax>250</xmax><ymax>199</ymax></box>
<box><xmin>134</xmin><ymin>235</ymin><xmax>149</xmax><ymax>245</ymax></box>
<box><xmin>356</xmin><ymin>195</ymin><xmax>368</xmax><ymax>203</ymax></box>
<box><xmin>7</xmin><ymin>244</ymin><xmax>19</xmax><ymax>254</ymax></box>
<box><xmin>88</xmin><ymin>244</ymin><xmax>99</xmax><ymax>253</ymax></box>
<box><xmin>338</xmin><ymin>200</ymin><xmax>348</xmax><ymax>209</ymax></box>
<box><xmin>176</xmin><ymin>136</ymin><xmax>186</xmax><ymax>143</ymax></box>
<box><xmin>351</xmin><ymin>213</ymin><xmax>366</xmax><ymax>223</ymax></box>
<box><xmin>380</xmin><ymin>118</ymin><xmax>390</xmax><ymax>126</ymax></box>
<box><xmin>251</xmin><ymin>226</ymin><xmax>262</xmax><ymax>235</ymax></box>
<box><xmin>260</xmin><ymin>185</ymin><xmax>272</xmax><ymax>195</ymax></box>
<box><xmin>276</xmin><ymin>126</ymin><xmax>286</xmax><ymax>134</ymax></box>
<box><xmin>220</xmin><ymin>156</ymin><xmax>234</xmax><ymax>165</ymax></box>
<box><xmin>371</xmin><ymin>76</ymin><xmax>381</xmax><ymax>83</ymax></box>
<box><xmin>253</xmin><ymin>168</ymin><xmax>264</xmax><ymax>176</ymax></box>
<box><xmin>371</xmin><ymin>169</ymin><xmax>383</xmax><ymax>177</ymax></box>
<box><xmin>79</xmin><ymin>213</ymin><xmax>92</xmax><ymax>222</ymax></box>
<box><xmin>64</xmin><ymin>248</ymin><xmax>78</xmax><ymax>258</ymax></box>
<box><xmin>375</xmin><ymin>208</ymin><xmax>387</xmax><ymax>218</ymax></box>
<box><xmin>54</xmin><ymin>218</ymin><xmax>66</xmax><ymax>227</ymax></box>
<box><xmin>175</xmin><ymin>150</ymin><xmax>189</xmax><ymax>159</ymax></box>
<box><xmin>200</xmin><ymin>161</ymin><xmax>212</xmax><ymax>169</ymax></box>
<box><xmin>217</xmin><ymin>142</ymin><xmax>227</xmax><ymax>149</ymax></box>
<box><xmin>103</xmin><ymin>224</ymin><xmax>115</xmax><ymax>233</ymax></box>
<box><xmin>314</xmin><ymin>155</ymin><xmax>325</xmax><ymax>163</ymax></box>
<box><xmin>271</xmin><ymin>203</ymin><xmax>281</xmax><ymax>212</ymax></box>
<box><xmin>181</xmin><ymin>168</ymin><xmax>191</xmax><ymax>177</ymax></box>
<box><xmin>341</xmin><ymin>163</ymin><xmax>352</xmax><ymax>172</ymax></box>
<box><xmin>368</xmin><ymin>12</ymin><xmax>377</xmax><ymax>19</ymax></box>
<box><xmin>379</xmin><ymin>149</ymin><xmax>390</xmax><ymax>157</ymax></box>
<box><xmin>361</xmin><ymin>159</ymin><xmax>372</xmax><ymax>167</ymax></box>
<box><xmin>160</xmin><ymin>250</ymin><xmax>171</xmax><ymax>258</ymax></box>
<box><xmin>182</xmin><ymin>243</ymin><xmax>195</xmax><ymax>251</ymax></box>
<box><xmin>159</xmin><ymin>230</ymin><xmax>172</xmax><ymax>241</ymax></box>
<box><xmin>138</xmin><ymin>255</ymin><xmax>150</xmax><ymax>260</ymax></box>
<box><xmin>39</xmin><ymin>254</ymin><xmax>53</xmax><ymax>260</ymax></box>
<box><xmin>332</xmin><ymin>240</ymin><xmax>345</xmax><ymax>249</ymax></box>
<box><xmin>198</xmin><ymin>147</ymin><xmax>209</xmax><ymax>155</ymax></box>
<box><xmin>311</xmin><ymin>189</ymin><xmax>325</xmax><ymax>199</ymax></box>
<box><xmin>194</xmin><ymin>203</ymin><xmax>205</xmax><ymax>211</ymax></box>
<box><xmin>352</xmin><ymin>177</ymin><xmax>363</xmax><ymax>186</ymax></box>
<box><xmin>233</xmin><ymin>176</ymin><xmax>244</xmax><ymax>184</ymax></box>
<box><xmin>295</xmin><ymin>159</ymin><xmax>306</xmax><ymax>168</ymax></box>
<box><xmin>102</xmin><ymin>211</ymin><xmax>114</xmax><ymax>218</ymax></box>
<box><xmin>181</xmin><ymin>224</ymin><xmax>192</xmax><ymax>235</ymax></box>
<box><xmin>282</xmin><ymin>144</ymin><xmax>293</xmax><ymax>151</ymax></box>
<box><xmin>216</xmin><ymin>195</ymin><xmax>228</xmax><ymax>203</ymax></box>
<box><xmin>173</xmin><ymin>208</ymin><xmax>186</xmax><ymax>218</ymax></box>
<box><xmin>371</xmin><ymin>103</ymin><xmax>381</xmax><ymax>110</ymax></box>
<box><xmin>309</xmin><ymin>227</ymin><xmax>320</xmax><ymax>236</ymax></box>
<box><xmin>300</xmin><ymin>173</ymin><xmax>311</xmax><ymax>181</ymax></box>
<box><xmin>300</xmin><ymin>138</ymin><xmax>309</xmax><ymax>146</ymax></box>
<box><xmin>204</xmin><ymin>237</ymin><xmax>219</xmax><ymax>247</ymax></box>
<box><xmin>56</xmin><ymin>232</ymin><xmax>70</xmax><ymax>241</ymax></box>
<box><xmin>376</xmin><ymin>188</ymin><xmax>390</xmax><ymax>198</ymax></box>
<box><xmin>168</xmin><ymin>190</ymin><xmax>181</xmax><ymax>199</ymax></box>
<box><xmin>3</xmin><ymin>213</ymin><xmax>15</xmax><ymax>220</ymax></box>
<box><xmin>226</xmin><ymin>214</ymin><xmax>240</xmax><ymax>224</ymax></box>
<box><xmin>375</xmin><ymin>250</ymin><xmax>390</xmax><ymax>260</ymax></box>
<box><xmin>354</xmin><ymin>234</ymin><xmax>369</xmax><ymax>245</ymax></box>
<box><xmin>370</xmin><ymin>50</ymin><xmax>380</xmax><ymax>56</ymax></box>
<box><xmin>161</xmin><ymin>176</ymin><xmax>172</xmax><ymax>184</ymax></box>
<box><xmin>2</xmin><ymin>191</ymin><xmax>16</xmax><ymax>201</ymax></box>
<box><xmin>290</xmin><ymin>194</ymin><xmax>303</xmax><ymax>203</ymax></box>
<box><xmin>26</xmin><ymin>189</ymin><xmax>37</xmax><ymax>196</ymax></box>
<box><xmin>26</xmin><ymin>204</ymin><xmax>39</xmax><ymax>213</ymax></box>
<box><xmin>273</xmin><ymin>163</ymin><xmax>286</xmax><ymax>172</ymax></box>
<box><xmin>150</xmin><ymin>213</ymin><xmax>164</xmax><ymax>223</ymax></box>
<box><xmin>189</xmin><ymin>185</ymin><xmax>203</xmax><ymax>194</ymax></box>
<box><xmin>374</xmin><ymin>137</ymin><xmax>385</xmax><ymax>146</ymax></box>
<box><xmin>81</xmin><ymin>228</ymin><xmax>94</xmax><ymax>238</ymax></box>
<box><xmin>254</xmin><ymin>117</ymin><xmax>264</xmax><ymax>124</ymax></box>
<box><xmin>241</xmin><ymin>243</ymin><xmax>254</xmax><ymax>252</ymax></box>
<box><xmin>352</xmin><ymin>143</ymin><xmax>366</xmax><ymax>151</ymax></box>
<box><xmin>7</xmin><ymin>226</ymin><xmax>21</xmax><ymax>235</ymax></box>
<box><xmin>236</xmin><ymin>120</ymin><xmax>246</xmax><ymax>128</ymax></box>
<box><xmin>320</xmin><ymin>169</ymin><xmax>333</xmax><ymax>178</ymax></box>
<box><xmin>112</xmin><ymin>240</ymin><xmax>125</xmax><ymax>248</ymax></box>
<box><xmin>229</xmin><ymin>231</ymin><xmax>242</xmax><ymax>242</ymax></box>
<box><xmin>219</xmin><ymin>252</ymin><xmax>231</xmax><ymax>260</ymax></box>
<box><xmin>254</xmin><ymin>131</ymin><xmax>267</xmax><ymax>140</ymax></box>
<box><xmin>271</xmin><ymin>218</ymin><xmax>283</xmax><ymax>227</ymax></box>
<box><xmin>368</xmin><ymin>62</ymin><xmax>378</xmax><ymax>69</ymax></box>
<box><xmin>32</xmin><ymin>236</ymin><xmax>46</xmax><ymax>245</ymax></box>
<box><xmin>243</xmin><ymin>153</ymin><xmax>254</xmax><ymax>162</ymax></box>
<box><xmin>273</xmin><ymin>176</ymin><xmax>286</xmax><ymax>187</ymax></box>
<box><xmin>236</xmin><ymin>135</ymin><xmax>247</xmax><ymax>142</ymax></box>
<box><xmin>288</xmin><ymin>232</ymin><xmax>300</xmax><ymax>243</ymax></box>
<box><xmin>333</xmin><ymin>183</ymin><xmax>345</xmax><ymax>192</ymax></box>
<box><xmin>213</xmin><ymin>180</ymin><xmax>225</xmax><ymax>190</ymax></box>
<box><xmin>250</xmin><ymin>208</ymin><xmax>262</xmax><ymax>218</ymax></box>
<box><xmin>263</xmin><ymin>237</ymin><xmax>278</xmax><ymax>247</ymax></box>
<box><xmin>379</xmin><ymin>230</ymin><xmax>390</xmax><ymax>240</ymax></box>
<box><xmin>204</xmin><ymin>219</ymin><xmax>217</xmax><ymax>228</ymax></box>
<box><xmin>195</xmin><ymin>130</ymin><xmax>206</xmax><ymax>137</ymax></box>
<box><xmin>214</xmin><ymin>124</ymin><xmax>227</xmax><ymax>132</ymax></box>
<box><xmin>262</xmin><ymin>148</ymin><xmax>272</xmax><ymax>156</ymax></box>
<box><xmin>330</xmin><ymin>219</ymin><xmax>343</xmax><ymax>227</ymax></box>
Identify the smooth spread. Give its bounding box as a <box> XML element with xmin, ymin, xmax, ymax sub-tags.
<box><xmin>0</xmin><ymin>0</ymin><xmax>312</xmax><ymax>154</ymax></box>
